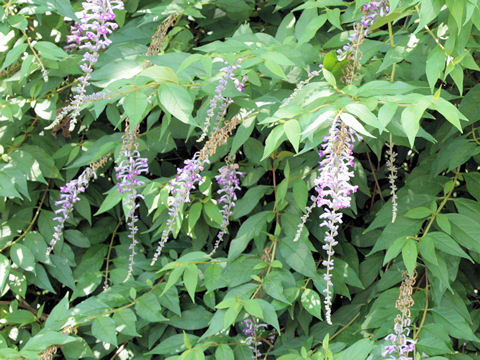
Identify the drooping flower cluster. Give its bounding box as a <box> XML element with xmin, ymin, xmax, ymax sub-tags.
<box><xmin>115</xmin><ymin>123</ymin><xmax>149</xmax><ymax>280</ymax></box>
<box><xmin>317</xmin><ymin>118</ymin><xmax>360</xmax><ymax>325</ymax></box>
<box><xmin>47</xmin><ymin>156</ymin><xmax>109</xmax><ymax>255</ymax></box>
<box><xmin>150</xmin><ymin>116</ymin><xmax>242</xmax><ymax>265</ymax></box>
<box><xmin>242</xmin><ymin>317</ymin><xmax>268</xmax><ymax>359</ymax></box>
<box><xmin>150</xmin><ymin>155</ymin><xmax>208</xmax><ymax>265</ymax></box>
<box><xmin>46</xmin><ymin>0</ymin><xmax>123</xmax><ymax>132</ymax></box>
<box><xmin>294</xmin><ymin>114</ymin><xmax>359</xmax><ymax>324</ymax></box>
<box><xmin>209</xmin><ymin>162</ymin><xmax>244</xmax><ymax>255</ymax></box>
<box><xmin>197</xmin><ymin>59</ymin><xmax>247</xmax><ymax>142</ymax></box>
<box><xmin>386</xmin><ymin>137</ymin><xmax>398</xmax><ymax>223</ymax></box>
<box><xmin>337</xmin><ymin>0</ymin><xmax>389</xmax><ymax>83</ymax></box>
<box><xmin>383</xmin><ymin>271</ymin><xmax>417</xmax><ymax>359</ymax></box>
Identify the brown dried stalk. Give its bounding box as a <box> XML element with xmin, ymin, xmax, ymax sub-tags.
<box><xmin>146</xmin><ymin>15</ymin><xmax>178</xmax><ymax>58</ymax></box>
<box><xmin>198</xmin><ymin>115</ymin><xmax>241</xmax><ymax>163</ymax></box>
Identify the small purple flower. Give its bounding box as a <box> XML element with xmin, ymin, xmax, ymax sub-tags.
<box><xmin>241</xmin><ymin>317</ymin><xmax>268</xmax><ymax>359</ymax></box>
<box><xmin>150</xmin><ymin>155</ymin><xmax>208</xmax><ymax>265</ymax></box>
<box><xmin>47</xmin><ymin>167</ymin><xmax>98</xmax><ymax>255</ymax></box>
<box><xmin>115</xmin><ymin>126</ymin><xmax>149</xmax><ymax>280</ymax></box>
<box><xmin>209</xmin><ymin>162</ymin><xmax>244</xmax><ymax>255</ymax></box>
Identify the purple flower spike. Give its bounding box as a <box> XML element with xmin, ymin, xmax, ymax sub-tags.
<box><xmin>336</xmin><ymin>0</ymin><xmax>389</xmax><ymax>61</ymax></box>
<box><xmin>293</xmin><ymin>113</ymin><xmax>360</xmax><ymax>324</ymax></box>
<box><xmin>115</xmin><ymin>125</ymin><xmax>149</xmax><ymax>281</ymax></box>
<box><xmin>197</xmin><ymin>58</ymin><xmax>247</xmax><ymax>142</ymax></box>
<box><xmin>47</xmin><ymin>167</ymin><xmax>99</xmax><ymax>255</ymax></box>
<box><xmin>46</xmin><ymin>0</ymin><xmax>123</xmax><ymax>132</ymax></box>
<box><xmin>209</xmin><ymin>162</ymin><xmax>244</xmax><ymax>255</ymax></box>
<box><xmin>241</xmin><ymin>317</ymin><xmax>269</xmax><ymax>359</ymax></box>
<box><xmin>150</xmin><ymin>155</ymin><xmax>208</xmax><ymax>265</ymax></box>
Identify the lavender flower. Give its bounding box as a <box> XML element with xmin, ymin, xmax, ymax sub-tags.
<box><xmin>46</xmin><ymin>0</ymin><xmax>123</xmax><ymax>132</ymax></box>
<box><xmin>241</xmin><ymin>317</ymin><xmax>268</xmax><ymax>359</ymax></box>
<box><xmin>209</xmin><ymin>162</ymin><xmax>244</xmax><ymax>255</ymax></box>
<box><xmin>115</xmin><ymin>125</ymin><xmax>149</xmax><ymax>280</ymax></box>
<box><xmin>296</xmin><ymin>114</ymin><xmax>359</xmax><ymax>325</ymax></box>
<box><xmin>386</xmin><ymin>136</ymin><xmax>398</xmax><ymax>223</ymax></box>
<box><xmin>383</xmin><ymin>271</ymin><xmax>417</xmax><ymax>360</ymax></box>
<box><xmin>150</xmin><ymin>155</ymin><xmax>207</xmax><ymax>265</ymax></box>
<box><xmin>47</xmin><ymin>167</ymin><xmax>98</xmax><ymax>255</ymax></box>
<box><xmin>197</xmin><ymin>58</ymin><xmax>247</xmax><ymax>142</ymax></box>
<box><xmin>337</xmin><ymin>0</ymin><xmax>389</xmax><ymax>61</ymax></box>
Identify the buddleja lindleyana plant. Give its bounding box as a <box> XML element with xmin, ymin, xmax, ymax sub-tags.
<box><xmin>4</xmin><ymin>0</ymin><xmax>480</xmax><ymax>358</ymax></box>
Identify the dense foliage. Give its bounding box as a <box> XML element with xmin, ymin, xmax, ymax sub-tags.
<box><xmin>1</xmin><ymin>0</ymin><xmax>480</xmax><ymax>359</ymax></box>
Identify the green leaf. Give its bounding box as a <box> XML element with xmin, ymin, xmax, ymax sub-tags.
<box><xmin>427</xmin><ymin>231</ymin><xmax>472</xmax><ymax>261</ymax></box>
<box><xmin>204</xmin><ymin>200</ymin><xmax>223</xmax><ymax>225</ymax></box>
<box><xmin>188</xmin><ymin>202</ymin><xmax>203</xmax><ymax>233</ymax></box>
<box><xmin>135</xmin><ymin>293</ymin><xmax>168</xmax><ymax>322</ymax></box>
<box><xmin>322</xmin><ymin>68</ymin><xmax>336</xmax><ymax>87</ymax></box>
<box><xmin>261</xmin><ymin>124</ymin><xmax>285</xmax><ymax>160</ymax></box>
<box><xmin>429</xmin><ymin>97</ymin><xmax>465</xmax><ymax>131</ymax></box>
<box><xmin>147</xmin><ymin>334</ymin><xmax>199</xmax><ymax>355</ymax></box>
<box><xmin>446</xmin><ymin>214</ymin><xmax>480</xmax><ymax>254</ymax></box>
<box><xmin>64</xmin><ymin>229</ymin><xmax>90</xmax><ymax>248</ymax></box>
<box><xmin>383</xmin><ymin>236</ymin><xmax>408</xmax><ymax>264</ymax></box>
<box><xmin>138</xmin><ymin>65</ymin><xmax>178</xmax><ymax>83</ymax></box>
<box><xmin>22</xmin><ymin>331</ymin><xmax>76</xmax><ymax>352</ymax></box>
<box><xmin>400</xmin><ymin>98</ymin><xmax>430</xmax><ymax>146</ymax></box>
<box><xmin>34</xmin><ymin>0</ymin><xmax>78</xmax><ymax>20</ymax></box>
<box><xmin>284</xmin><ymin>119</ymin><xmax>301</xmax><ymax>153</ymax></box>
<box><xmin>426</xmin><ymin>46</ymin><xmax>446</xmax><ymax>92</ymax></box>
<box><xmin>94</xmin><ymin>188</ymin><xmax>122</xmax><ymax>215</ymax></box>
<box><xmin>228</xmin><ymin>211</ymin><xmax>270</xmax><ymax>259</ymax></box>
<box><xmin>298</xmin><ymin>14</ymin><xmax>327</xmax><ymax>43</ymax></box>
<box><xmin>5</xmin><ymin>309</ymin><xmax>36</xmax><ymax>325</ymax></box>
<box><xmin>0</xmin><ymin>254</ymin><xmax>10</xmax><ymax>292</ymax></box>
<box><xmin>404</xmin><ymin>206</ymin><xmax>433</xmax><ymax>219</ymax></box>
<box><xmin>435</xmin><ymin>213</ymin><xmax>451</xmax><ymax>234</ymax></box>
<box><xmin>34</xmin><ymin>41</ymin><xmax>68</xmax><ymax>60</ymax></box>
<box><xmin>158</xmin><ymin>83</ymin><xmax>193</xmax><ymax>124</ymax></box>
<box><xmin>326</xmin><ymin>8</ymin><xmax>341</xmax><ymax>29</ymax></box>
<box><xmin>402</xmin><ymin>239</ymin><xmax>418</xmax><ymax>276</ymax></box>
<box><xmin>264</xmin><ymin>59</ymin><xmax>287</xmax><ymax>79</ymax></box>
<box><xmin>91</xmin><ymin>316</ymin><xmax>117</xmax><ymax>345</ymax></box>
<box><xmin>162</xmin><ymin>266</ymin><xmax>185</xmax><ymax>294</ymax></box>
<box><xmin>300</xmin><ymin>289</ymin><xmax>322</xmax><ymax>320</ymax></box>
<box><xmin>378</xmin><ymin>103</ymin><xmax>398</xmax><ymax>133</ymax></box>
<box><xmin>215</xmin><ymin>344</ymin><xmax>234</xmax><ymax>360</ymax></box>
<box><xmin>278</xmin><ymin>237</ymin><xmax>317</xmax><ymax>278</ymax></box>
<box><xmin>1</xmin><ymin>41</ymin><xmax>27</xmax><ymax>71</ymax></box>
<box><xmin>244</xmin><ymin>299</ymin><xmax>264</xmax><ymax>319</ymax></box>
<box><xmin>124</xmin><ymin>91</ymin><xmax>149</xmax><ymax>129</ymax></box>
<box><xmin>459</xmin><ymin>84</ymin><xmax>480</xmax><ymax>122</ymax></box>
<box><xmin>340</xmin><ymin>112</ymin><xmax>373</xmax><ymax>138</ymax></box>
<box><xmin>255</xmin><ymin>299</ymin><xmax>280</xmax><ymax>331</ymax></box>
<box><xmin>419</xmin><ymin>235</ymin><xmax>438</xmax><ymax>265</ymax></box>
<box><xmin>337</xmin><ymin>339</ymin><xmax>374</xmax><ymax>360</ymax></box>
<box><xmin>113</xmin><ymin>308</ymin><xmax>140</xmax><ymax>336</ymax></box>
<box><xmin>10</xmin><ymin>243</ymin><xmax>35</xmax><ymax>272</ymax></box>
<box><xmin>183</xmin><ymin>264</ymin><xmax>199</xmax><ymax>302</ymax></box>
